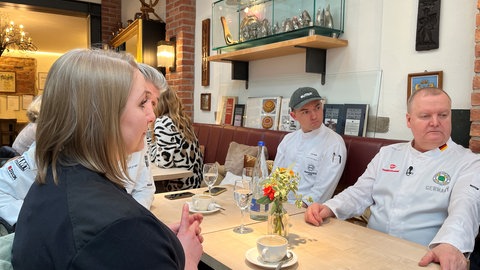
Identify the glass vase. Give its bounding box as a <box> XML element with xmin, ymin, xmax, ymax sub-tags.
<box><xmin>267</xmin><ymin>200</ymin><xmax>289</xmax><ymax>237</ymax></box>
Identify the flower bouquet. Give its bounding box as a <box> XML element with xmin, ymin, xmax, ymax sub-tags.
<box><xmin>257</xmin><ymin>167</ymin><xmax>312</xmax><ymax>236</ymax></box>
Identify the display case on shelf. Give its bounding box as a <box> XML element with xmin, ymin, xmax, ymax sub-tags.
<box><xmin>210</xmin><ymin>0</ymin><xmax>346</xmax><ymax>87</ymax></box>
<box><xmin>212</xmin><ymin>0</ymin><xmax>345</xmax><ymax>52</ymax></box>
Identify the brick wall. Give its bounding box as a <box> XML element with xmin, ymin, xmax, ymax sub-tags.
<box><xmin>0</xmin><ymin>57</ymin><xmax>36</xmax><ymax>95</ymax></box>
<box><xmin>101</xmin><ymin>0</ymin><xmax>122</xmax><ymax>46</ymax></box>
<box><xmin>101</xmin><ymin>0</ymin><xmax>195</xmax><ymax>119</ymax></box>
<box><xmin>472</xmin><ymin>1</ymin><xmax>480</xmax><ymax>152</ymax></box>
<box><xmin>165</xmin><ymin>0</ymin><xmax>196</xmax><ymax>118</ymax></box>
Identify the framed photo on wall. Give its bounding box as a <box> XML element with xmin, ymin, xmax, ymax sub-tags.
<box><xmin>0</xmin><ymin>71</ymin><xmax>16</xmax><ymax>93</ymax></box>
<box><xmin>38</xmin><ymin>72</ymin><xmax>48</xmax><ymax>90</ymax></box>
<box><xmin>200</xmin><ymin>93</ymin><xmax>211</xmax><ymax>111</ymax></box>
<box><xmin>407</xmin><ymin>71</ymin><xmax>443</xmax><ymax>100</ymax></box>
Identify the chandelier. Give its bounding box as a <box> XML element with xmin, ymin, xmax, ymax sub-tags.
<box><xmin>0</xmin><ymin>15</ymin><xmax>37</xmax><ymax>56</ymax></box>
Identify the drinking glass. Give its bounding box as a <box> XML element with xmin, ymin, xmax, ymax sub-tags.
<box><xmin>203</xmin><ymin>163</ymin><xmax>218</xmax><ymax>195</ymax></box>
<box><xmin>233</xmin><ymin>179</ymin><xmax>253</xmax><ymax>234</ymax></box>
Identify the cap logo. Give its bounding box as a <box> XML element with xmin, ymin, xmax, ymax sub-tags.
<box><xmin>300</xmin><ymin>92</ymin><xmax>313</xmax><ymax>99</ymax></box>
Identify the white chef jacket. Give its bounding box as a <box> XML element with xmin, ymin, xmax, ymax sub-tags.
<box><xmin>325</xmin><ymin>138</ymin><xmax>480</xmax><ymax>252</ymax></box>
<box><xmin>0</xmin><ymin>143</ymin><xmax>155</xmax><ymax>226</ymax></box>
<box><xmin>274</xmin><ymin>124</ymin><xmax>346</xmax><ymax>204</ymax></box>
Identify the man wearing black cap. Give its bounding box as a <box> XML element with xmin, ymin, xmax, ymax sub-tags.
<box><xmin>274</xmin><ymin>87</ymin><xmax>346</xmax><ymax>205</ymax></box>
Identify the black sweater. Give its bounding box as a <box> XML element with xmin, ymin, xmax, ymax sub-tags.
<box><xmin>12</xmin><ymin>164</ymin><xmax>184</xmax><ymax>270</ymax></box>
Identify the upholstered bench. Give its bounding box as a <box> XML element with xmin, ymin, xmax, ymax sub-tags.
<box><xmin>192</xmin><ymin>123</ymin><xmax>405</xmax><ymax>195</ymax></box>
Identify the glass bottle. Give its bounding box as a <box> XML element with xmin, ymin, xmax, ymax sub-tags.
<box><xmin>250</xmin><ymin>141</ymin><xmax>269</xmax><ymax>221</ymax></box>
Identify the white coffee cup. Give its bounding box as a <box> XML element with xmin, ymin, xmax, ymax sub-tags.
<box><xmin>256</xmin><ymin>235</ymin><xmax>288</xmax><ymax>263</ymax></box>
<box><xmin>192</xmin><ymin>194</ymin><xmax>213</xmax><ymax>211</ymax></box>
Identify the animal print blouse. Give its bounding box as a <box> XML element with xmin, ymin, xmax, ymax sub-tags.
<box><xmin>147</xmin><ymin>116</ymin><xmax>203</xmax><ymax>192</ymax></box>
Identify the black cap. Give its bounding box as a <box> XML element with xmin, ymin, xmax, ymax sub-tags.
<box><xmin>289</xmin><ymin>87</ymin><xmax>322</xmax><ymax>110</ymax></box>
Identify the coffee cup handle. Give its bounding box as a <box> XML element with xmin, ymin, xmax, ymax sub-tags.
<box><xmin>261</xmin><ymin>248</ymin><xmax>268</xmax><ymax>260</ymax></box>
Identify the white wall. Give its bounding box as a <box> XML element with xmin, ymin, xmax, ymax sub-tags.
<box><xmin>194</xmin><ymin>0</ymin><xmax>476</xmax><ymax>140</ymax></box>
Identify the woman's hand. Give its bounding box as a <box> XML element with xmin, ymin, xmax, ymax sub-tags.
<box><xmin>175</xmin><ymin>203</ymin><xmax>204</xmax><ymax>270</ymax></box>
<box><xmin>168</xmin><ymin>206</ymin><xmax>204</xmax><ymax>243</ymax></box>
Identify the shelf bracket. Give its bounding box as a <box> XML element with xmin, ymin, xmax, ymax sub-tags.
<box><xmin>305</xmin><ymin>48</ymin><xmax>327</xmax><ymax>85</ymax></box>
<box><xmin>231</xmin><ymin>60</ymin><xmax>249</xmax><ymax>89</ymax></box>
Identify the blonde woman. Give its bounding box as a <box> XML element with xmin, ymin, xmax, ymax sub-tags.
<box><xmin>144</xmin><ymin>73</ymin><xmax>203</xmax><ymax>192</ymax></box>
<box><xmin>12</xmin><ymin>94</ymin><xmax>42</xmax><ymax>154</ymax></box>
<box><xmin>12</xmin><ymin>49</ymin><xmax>203</xmax><ymax>270</ymax></box>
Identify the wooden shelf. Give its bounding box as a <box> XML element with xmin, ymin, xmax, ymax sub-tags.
<box><xmin>207</xmin><ymin>35</ymin><xmax>348</xmax><ymax>62</ymax></box>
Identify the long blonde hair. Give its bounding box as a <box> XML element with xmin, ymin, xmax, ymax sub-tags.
<box><xmin>35</xmin><ymin>49</ymin><xmax>138</xmax><ymax>186</ymax></box>
<box><xmin>158</xmin><ymin>88</ymin><xmax>196</xmax><ymax>143</ymax></box>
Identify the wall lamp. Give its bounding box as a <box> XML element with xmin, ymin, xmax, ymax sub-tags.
<box><xmin>157</xmin><ymin>37</ymin><xmax>176</xmax><ymax>74</ymax></box>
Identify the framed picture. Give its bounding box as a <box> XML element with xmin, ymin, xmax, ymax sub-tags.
<box><xmin>0</xmin><ymin>71</ymin><xmax>16</xmax><ymax>93</ymax></box>
<box><xmin>200</xmin><ymin>93</ymin><xmax>211</xmax><ymax>111</ymax></box>
<box><xmin>38</xmin><ymin>72</ymin><xmax>48</xmax><ymax>90</ymax></box>
<box><xmin>407</xmin><ymin>71</ymin><xmax>443</xmax><ymax>100</ymax></box>
<box><xmin>22</xmin><ymin>94</ymin><xmax>34</xmax><ymax>110</ymax></box>
<box><xmin>7</xmin><ymin>95</ymin><xmax>20</xmax><ymax>111</ymax></box>
<box><xmin>233</xmin><ymin>104</ymin><xmax>245</xmax><ymax>127</ymax></box>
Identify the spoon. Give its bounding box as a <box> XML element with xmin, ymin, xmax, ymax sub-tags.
<box><xmin>275</xmin><ymin>251</ymin><xmax>293</xmax><ymax>270</ymax></box>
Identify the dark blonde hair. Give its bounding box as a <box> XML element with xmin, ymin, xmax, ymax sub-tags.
<box><xmin>35</xmin><ymin>49</ymin><xmax>138</xmax><ymax>186</ymax></box>
<box><xmin>158</xmin><ymin>88</ymin><xmax>196</xmax><ymax>143</ymax></box>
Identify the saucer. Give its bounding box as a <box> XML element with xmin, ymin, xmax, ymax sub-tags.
<box><xmin>186</xmin><ymin>202</ymin><xmax>221</xmax><ymax>214</ymax></box>
<box><xmin>245</xmin><ymin>248</ymin><xmax>297</xmax><ymax>269</ymax></box>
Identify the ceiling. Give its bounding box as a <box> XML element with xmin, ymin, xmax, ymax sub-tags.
<box><xmin>0</xmin><ymin>4</ymin><xmax>89</xmax><ymax>54</ymax></box>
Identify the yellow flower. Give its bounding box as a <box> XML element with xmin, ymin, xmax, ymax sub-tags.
<box><xmin>257</xmin><ymin>166</ymin><xmax>312</xmax><ymax>208</ymax></box>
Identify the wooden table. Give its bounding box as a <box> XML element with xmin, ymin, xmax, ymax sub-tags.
<box><xmin>201</xmin><ymin>214</ymin><xmax>440</xmax><ymax>269</ymax></box>
<box><xmin>151</xmin><ymin>186</ymin><xmax>304</xmax><ymax>234</ymax></box>
<box><xmin>151</xmin><ymin>187</ymin><xmax>440</xmax><ymax>270</ymax></box>
<box><xmin>150</xmin><ymin>166</ymin><xmax>193</xmax><ymax>181</ymax></box>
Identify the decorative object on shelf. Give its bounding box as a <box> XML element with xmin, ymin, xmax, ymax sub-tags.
<box><xmin>407</xmin><ymin>70</ymin><xmax>443</xmax><ymax>100</ymax></box>
<box><xmin>0</xmin><ymin>13</ymin><xmax>37</xmax><ymax>56</ymax></box>
<box><xmin>315</xmin><ymin>4</ymin><xmax>335</xmax><ymax>36</ymax></box>
<box><xmin>138</xmin><ymin>0</ymin><xmax>163</xmax><ymax>22</ymax></box>
<box><xmin>257</xmin><ymin>167</ymin><xmax>312</xmax><ymax>237</ymax></box>
<box><xmin>221</xmin><ymin>16</ymin><xmax>237</xmax><ymax>45</ymax></box>
<box><xmin>415</xmin><ymin>0</ymin><xmax>441</xmax><ymax>51</ymax></box>
<box><xmin>239</xmin><ymin>15</ymin><xmax>273</xmax><ymax>42</ymax></box>
<box><xmin>200</xmin><ymin>93</ymin><xmax>211</xmax><ymax>111</ymax></box>
<box><xmin>202</xmin><ymin>19</ymin><xmax>210</xmax><ymax>86</ymax></box>
<box><xmin>0</xmin><ymin>72</ymin><xmax>15</xmax><ymax>93</ymax></box>
<box><xmin>212</xmin><ymin>0</ymin><xmax>345</xmax><ymax>51</ymax></box>
<box><xmin>157</xmin><ymin>37</ymin><xmax>176</xmax><ymax>73</ymax></box>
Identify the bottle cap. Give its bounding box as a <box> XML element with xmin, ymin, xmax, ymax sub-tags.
<box><xmin>258</xmin><ymin>141</ymin><xmax>265</xmax><ymax>146</ymax></box>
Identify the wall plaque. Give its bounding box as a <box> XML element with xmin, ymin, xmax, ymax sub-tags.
<box><xmin>202</xmin><ymin>19</ymin><xmax>210</xmax><ymax>86</ymax></box>
<box><xmin>0</xmin><ymin>72</ymin><xmax>16</xmax><ymax>93</ymax></box>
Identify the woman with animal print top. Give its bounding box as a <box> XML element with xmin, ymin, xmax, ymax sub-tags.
<box><xmin>142</xmin><ymin>67</ymin><xmax>203</xmax><ymax>192</ymax></box>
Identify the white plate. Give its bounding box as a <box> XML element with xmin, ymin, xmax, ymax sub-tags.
<box><xmin>245</xmin><ymin>247</ymin><xmax>297</xmax><ymax>269</ymax></box>
<box><xmin>186</xmin><ymin>202</ymin><xmax>221</xmax><ymax>214</ymax></box>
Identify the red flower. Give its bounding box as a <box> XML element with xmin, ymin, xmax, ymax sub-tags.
<box><xmin>263</xmin><ymin>185</ymin><xmax>275</xmax><ymax>201</ymax></box>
